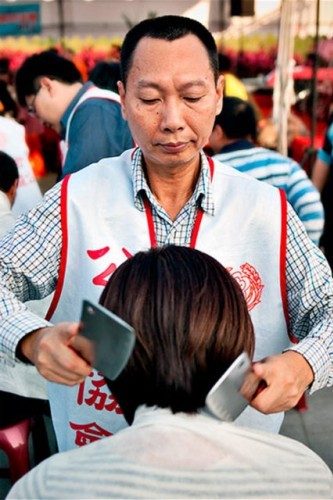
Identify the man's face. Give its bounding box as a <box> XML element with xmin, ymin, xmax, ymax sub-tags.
<box><xmin>119</xmin><ymin>35</ymin><xmax>223</xmax><ymax>173</ymax></box>
<box><xmin>25</xmin><ymin>78</ymin><xmax>63</xmax><ymax>132</ymax></box>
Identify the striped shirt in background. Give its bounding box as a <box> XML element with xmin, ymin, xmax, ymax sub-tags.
<box><xmin>213</xmin><ymin>140</ymin><xmax>324</xmax><ymax>245</ymax></box>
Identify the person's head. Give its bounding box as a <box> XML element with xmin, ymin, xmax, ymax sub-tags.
<box><xmin>15</xmin><ymin>51</ymin><xmax>83</xmax><ymax>130</ymax></box>
<box><xmin>118</xmin><ymin>16</ymin><xmax>224</xmax><ymax>174</ymax></box>
<box><xmin>0</xmin><ymin>151</ymin><xmax>19</xmax><ymax>206</ymax></box>
<box><xmin>209</xmin><ymin>96</ymin><xmax>257</xmax><ymax>153</ymax></box>
<box><xmin>100</xmin><ymin>245</ymin><xmax>254</xmax><ymax>424</ymax></box>
<box><xmin>89</xmin><ymin>62</ymin><xmax>121</xmax><ymax>94</ymax></box>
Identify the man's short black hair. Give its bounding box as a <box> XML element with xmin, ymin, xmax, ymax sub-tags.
<box><xmin>120</xmin><ymin>15</ymin><xmax>219</xmax><ymax>87</ymax></box>
<box><xmin>0</xmin><ymin>152</ymin><xmax>19</xmax><ymax>193</ymax></box>
<box><xmin>214</xmin><ymin>97</ymin><xmax>257</xmax><ymax>141</ymax></box>
<box><xmin>15</xmin><ymin>50</ymin><xmax>82</xmax><ymax>107</ymax></box>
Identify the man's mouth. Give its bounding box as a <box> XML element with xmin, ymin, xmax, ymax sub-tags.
<box><xmin>159</xmin><ymin>142</ymin><xmax>188</xmax><ymax>153</ymax></box>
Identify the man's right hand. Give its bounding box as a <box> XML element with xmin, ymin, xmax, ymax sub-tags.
<box><xmin>18</xmin><ymin>323</ymin><xmax>92</xmax><ymax>386</ymax></box>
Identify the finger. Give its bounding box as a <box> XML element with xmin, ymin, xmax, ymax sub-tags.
<box><xmin>37</xmin><ymin>351</ymin><xmax>92</xmax><ymax>384</ymax></box>
<box><xmin>36</xmin><ymin>364</ymin><xmax>87</xmax><ymax>386</ymax></box>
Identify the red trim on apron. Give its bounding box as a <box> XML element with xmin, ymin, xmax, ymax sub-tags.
<box><xmin>279</xmin><ymin>189</ymin><xmax>296</xmax><ymax>343</ymax></box>
<box><xmin>143</xmin><ymin>155</ymin><xmax>215</xmax><ymax>249</ymax></box>
<box><xmin>143</xmin><ymin>195</ymin><xmax>157</xmax><ymax>248</ymax></box>
<box><xmin>45</xmin><ymin>175</ymin><xmax>71</xmax><ymax>321</ymax></box>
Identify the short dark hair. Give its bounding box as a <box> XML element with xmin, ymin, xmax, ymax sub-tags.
<box><xmin>120</xmin><ymin>16</ymin><xmax>219</xmax><ymax>87</ymax></box>
<box><xmin>89</xmin><ymin>62</ymin><xmax>121</xmax><ymax>94</ymax></box>
<box><xmin>100</xmin><ymin>246</ymin><xmax>254</xmax><ymax>423</ymax></box>
<box><xmin>214</xmin><ymin>96</ymin><xmax>257</xmax><ymax>141</ymax></box>
<box><xmin>0</xmin><ymin>151</ymin><xmax>19</xmax><ymax>192</ymax></box>
<box><xmin>15</xmin><ymin>50</ymin><xmax>82</xmax><ymax>107</ymax></box>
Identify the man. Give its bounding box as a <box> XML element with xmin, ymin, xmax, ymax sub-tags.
<box><xmin>209</xmin><ymin>97</ymin><xmax>324</xmax><ymax>245</ymax></box>
<box><xmin>15</xmin><ymin>51</ymin><xmax>133</xmax><ymax>178</ymax></box>
<box><xmin>0</xmin><ymin>16</ymin><xmax>332</xmax><ymax>452</ymax></box>
<box><xmin>0</xmin><ymin>151</ymin><xmax>18</xmax><ymax>236</ymax></box>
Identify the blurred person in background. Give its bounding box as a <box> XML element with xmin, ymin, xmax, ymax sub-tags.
<box><xmin>209</xmin><ymin>97</ymin><xmax>324</xmax><ymax>245</ymax></box>
<box><xmin>15</xmin><ymin>51</ymin><xmax>133</xmax><ymax>179</ymax></box>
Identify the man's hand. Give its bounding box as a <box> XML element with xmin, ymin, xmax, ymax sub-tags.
<box><xmin>248</xmin><ymin>351</ymin><xmax>314</xmax><ymax>414</ymax></box>
<box><xmin>18</xmin><ymin>323</ymin><xmax>92</xmax><ymax>386</ymax></box>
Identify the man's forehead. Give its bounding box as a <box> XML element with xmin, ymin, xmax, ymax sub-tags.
<box><xmin>127</xmin><ymin>35</ymin><xmax>213</xmax><ymax>82</ymax></box>
<box><xmin>131</xmin><ymin>34</ymin><xmax>208</xmax><ymax>61</ymax></box>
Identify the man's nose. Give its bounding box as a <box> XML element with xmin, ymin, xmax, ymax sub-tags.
<box><xmin>160</xmin><ymin>99</ymin><xmax>185</xmax><ymax>132</ymax></box>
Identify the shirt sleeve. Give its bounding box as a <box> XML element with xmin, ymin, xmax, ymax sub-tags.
<box><xmin>0</xmin><ymin>182</ymin><xmax>62</xmax><ymax>363</ymax></box>
<box><xmin>285</xmin><ymin>158</ymin><xmax>324</xmax><ymax>245</ymax></box>
<box><xmin>285</xmin><ymin>204</ymin><xmax>333</xmax><ymax>392</ymax></box>
<box><xmin>62</xmin><ymin>98</ymin><xmax>133</xmax><ymax>177</ymax></box>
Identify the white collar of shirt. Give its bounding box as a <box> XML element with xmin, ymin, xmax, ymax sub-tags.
<box><xmin>132</xmin><ymin>404</ymin><xmax>222</xmax><ymax>431</ymax></box>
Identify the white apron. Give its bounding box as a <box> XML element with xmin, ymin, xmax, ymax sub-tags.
<box><xmin>46</xmin><ymin>149</ymin><xmax>292</xmax><ymax>451</ymax></box>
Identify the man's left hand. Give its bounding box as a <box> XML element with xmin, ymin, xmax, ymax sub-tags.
<box><xmin>248</xmin><ymin>351</ymin><xmax>314</xmax><ymax>414</ymax></box>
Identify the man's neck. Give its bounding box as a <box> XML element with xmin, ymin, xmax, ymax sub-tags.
<box><xmin>145</xmin><ymin>159</ymin><xmax>201</xmax><ymax>221</ymax></box>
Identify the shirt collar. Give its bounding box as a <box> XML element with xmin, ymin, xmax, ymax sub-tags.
<box><xmin>60</xmin><ymin>81</ymin><xmax>94</xmax><ymax>138</ymax></box>
<box><xmin>132</xmin><ymin>148</ymin><xmax>214</xmax><ymax>216</ymax></box>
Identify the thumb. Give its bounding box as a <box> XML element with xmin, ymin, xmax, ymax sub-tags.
<box><xmin>251</xmin><ymin>360</ymin><xmax>267</xmax><ymax>379</ymax></box>
<box><xmin>58</xmin><ymin>322</ymin><xmax>81</xmax><ymax>344</ymax></box>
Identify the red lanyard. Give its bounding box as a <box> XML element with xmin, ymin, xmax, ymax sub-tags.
<box><xmin>143</xmin><ymin>156</ymin><xmax>214</xmax><ymax>248</ymax></box>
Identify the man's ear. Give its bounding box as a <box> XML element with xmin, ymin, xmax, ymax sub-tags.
<box><xmin>214</xmin><ymin>124</ymin><xmax>224</xmax><ymax>141</ymax></box>
<box><xmin>117</xmin><ymin>81</ymin><xmax>127</xmax><ymax>120</ymax></box>
<box><xmin>39</xmin><ymin>76</ymin><xmax>54</xmax><ymax>96</ymax></box>
<box><xmin>215</xmin><ymin>74</ymin><xmax>224</xmax><ymax>115</ymax></box>
<box><xmin>7</xmin><ymin>178</ymin><xmax>18</xmax><ymax>207</ymax></box>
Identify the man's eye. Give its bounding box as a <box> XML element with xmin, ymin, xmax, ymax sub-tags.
<box><xmin>140</xmin><ymin>98</ymin><xmax>159</xmax><ymax>104</ymax></box>
<box><xmin>184</xmin><ymin>97</ymin><xmax>202</xmax><ymax>103</ymax></box>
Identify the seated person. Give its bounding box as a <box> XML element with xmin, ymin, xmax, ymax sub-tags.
<box><xmin>8</xmin><ymin>246</ymin><xmax>333</xmax><ymax>499</ymax></box>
